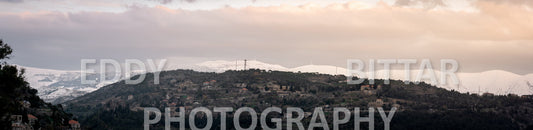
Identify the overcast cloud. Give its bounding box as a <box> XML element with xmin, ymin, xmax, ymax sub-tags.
<box><xmin>0</xmin><ymin>0</ymin><xmax>532</xmax><ymax>74</ymax></box>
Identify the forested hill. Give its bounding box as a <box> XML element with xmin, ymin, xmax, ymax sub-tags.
<box><xmin>66</xmin><ymin>69</ymin><xmax>533</xmax><ymax>129</ymax></box>
<box><xmin>0</xmin><ymin>40</ymin><xmax>75</xmax><ymax>129</ymax></box>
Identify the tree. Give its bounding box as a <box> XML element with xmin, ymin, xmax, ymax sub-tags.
<box><xmin>0</xmin><ymin>39</ymin><xmax>24</xmax><ymax>129</ymax></box>
<box><xmin>0</xmin><ymin>39</ymin><xmax>72</xmax><ymax>129</ymax></box>
<box><xmin>0</xmin><ymin>39</ymin><xmax>23</xmax><ymax>93</ymax></box>
<box><xmin>0</xmin><ymin>39</ymin><xmax>13</xmax><ymax>62</ymax></box>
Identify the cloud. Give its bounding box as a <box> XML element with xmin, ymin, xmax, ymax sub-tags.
<box><xmin>156</xmin><ymin>0</ymin><xmax>173</xmax><ymax>4</ymax></box>
<box><xmin>394</xmin><ymin>0</ymin><xmax>445</xmax><ymax>9</ymax></box>
<box><xmin>0</xmin><ymin>0</ymin><xmax>23</xmax><ymax>3</ymax></box>
<box><xmin>478</xmin><ymin>0</ymin><xmax>533</xmax><ymax>7</ymax></box>
<box><xmin>0</xmin><ymin>1</ymin><xmax>532</xmax><ymax>74</ymax></box>
<box><xmin>152</xmin><ymin>0</ymin><xmax>196</xmax><ymax>4</ymax></box>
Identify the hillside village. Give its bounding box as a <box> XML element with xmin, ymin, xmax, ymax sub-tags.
<box><xmin>75</xmin><ymin>70</ymin><xmax>398</xmax><ymax>113</ymax></box>
<box><xmin>65</xmin><ymin>69</ymin><xmax>533</xmax><ymax>129</ymax></box>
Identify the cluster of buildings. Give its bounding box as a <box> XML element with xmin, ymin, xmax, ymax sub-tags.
<box><xmin>10</xmin><ymin>114</ymin><xmax>80</xmax><ymax>130</ymax></box>
<box><xmin>130</xmin><ymin>77</ymin><xmax>404</xmax><ymax>121</ymax></box>
<box><xmin>9</xmin><ymin>101</ymin><xmax>80</xmax><ymax>130</ymax></box>
<box><xmin>10</xmin><ymin>114</ymin><xmax>37</xmax><ymax>130</ymax></box>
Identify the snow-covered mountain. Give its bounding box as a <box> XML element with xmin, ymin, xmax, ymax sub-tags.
<box><xmin>19</xmin><ymin>66</ymin><xmax>96</xmax><ymax>104</ymax></box>
<box><xmin>20</xmin><ymin>60</ymin><xmax>533</xmax><ymax>104</ymax></box>
<box><xmin>171</xmin><ymin>60</ymin><xmax>533</xmax><ymax>96</ymax></box>
<box><xmin>449</xmin><ymin>70</ymin><xmax>533</xmax><ymax>96</ymax></box>
<box><xmin>19</xmin><ymin>65</ymin><xmax>120</xmax><ymax>104</ymax></box>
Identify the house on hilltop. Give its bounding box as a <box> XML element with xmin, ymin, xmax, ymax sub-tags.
<box><xmin>69</xmin><ymin>120</ymin><xmax>81</xmax><ymax>130</ymax></box>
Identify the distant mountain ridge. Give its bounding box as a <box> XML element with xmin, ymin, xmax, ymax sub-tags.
<box><xmin>179</xmin><ymin>60</ymin><xmax>533</xmax><ymax>96</ymax></box>
<box><xmin>20</xmin><ymin>60</ymin><xmax>533</xmax><ymax>104</ymax></box>
<box><xmin>19</xmin><ymin>66</ymin><xmax>103</xmax><ymax>104</ymax></box>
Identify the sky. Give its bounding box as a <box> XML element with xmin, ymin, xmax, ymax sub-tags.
<box><xmin>0</xmin><ymin>0</ymin><xmax>532</xmax><ymax>74</ymax></box>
